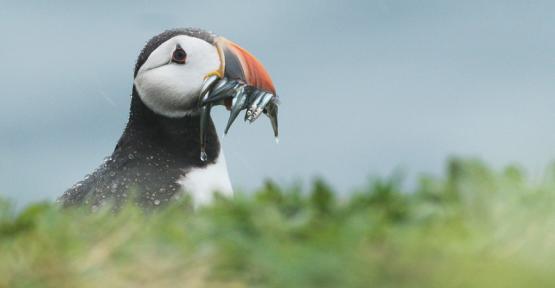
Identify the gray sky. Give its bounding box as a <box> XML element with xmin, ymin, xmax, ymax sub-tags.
<box><xmin>1</xmin><ymin>0</ymin><xmax>554</xmax><ymax>205</ymax></box>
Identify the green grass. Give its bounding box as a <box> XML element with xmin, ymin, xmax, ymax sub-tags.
<box><xmin>1</xmin><ymin>158</ymin><xmax>555</xmax><ymax>288</ymax></box>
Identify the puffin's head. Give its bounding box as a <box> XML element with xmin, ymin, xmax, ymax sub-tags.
<box><xmin>133</xmin><ymin>28</ymin><xmax>276</xmax><ymax>118</ymax></box>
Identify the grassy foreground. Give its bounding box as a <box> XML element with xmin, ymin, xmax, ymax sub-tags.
<box><xmin>1</xmin><ymin>158</ymin><xmax>555</xmax><ymax>288</ymax></box>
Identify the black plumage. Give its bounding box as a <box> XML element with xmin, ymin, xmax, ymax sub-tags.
<box><xmin>59</xmin><ymin>28</ymin><xmax>221</xmax><ymax>209</ymax></box>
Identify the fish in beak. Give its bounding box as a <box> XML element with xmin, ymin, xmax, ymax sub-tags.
<box><xmin>198</xmin><ymin>37</ymin><xmax>279</xmax><ymax>161</ymax></box>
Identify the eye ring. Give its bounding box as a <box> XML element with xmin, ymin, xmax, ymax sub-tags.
<box><xmin>172</xmin><ymin>45</ymin><xmax>187</xmax><ymax>64</ymax></box>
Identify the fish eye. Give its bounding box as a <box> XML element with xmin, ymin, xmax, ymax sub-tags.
<box><xmin>172</xmin><ymin>45</ymin><xmax>187</xmax><ymax>64</ymax></box>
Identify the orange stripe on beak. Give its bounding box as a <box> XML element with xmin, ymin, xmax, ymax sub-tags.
<box><xmin>214</xmin><ymin>37</ymin><xmax>276</xmax><ymax>95</ymax></box>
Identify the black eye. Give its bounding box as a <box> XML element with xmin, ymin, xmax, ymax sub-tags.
<box><xmin>172</xmin><ymin>45</ymin><xmax>187</xmax><ymax>64</ymax></box>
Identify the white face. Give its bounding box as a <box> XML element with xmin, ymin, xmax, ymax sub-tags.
<box><xmin>134</xmin><ymin>35</ymin><xmax>220</xmax><ymax>118</ymax></box>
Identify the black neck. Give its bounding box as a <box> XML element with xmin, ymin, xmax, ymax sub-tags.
<box><xmin>112</xmin><ymin>88</ymin><xmax>220</xmax><ymax>168</ymax></box>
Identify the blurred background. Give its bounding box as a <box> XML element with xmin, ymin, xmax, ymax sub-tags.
<box><xmin>1</xmin><ymin>0</ymin><xmax>554</xmax><ymax>205</ymax></box>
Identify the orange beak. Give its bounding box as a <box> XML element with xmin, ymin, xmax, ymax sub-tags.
<box><xmin>199</xmin><ymin>37</ymin><xmax>279</xmax><ymax>160</ymax></box>
<box><xmin>212</xmin><ymin>37</ymin><xmax>276</xmax><ymax>95</ymax></box>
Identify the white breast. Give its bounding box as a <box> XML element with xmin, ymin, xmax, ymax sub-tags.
<box><xmin>177</xmin><ymin>149</ymin><xmax>233</xmax><ymax>206</ymax></box>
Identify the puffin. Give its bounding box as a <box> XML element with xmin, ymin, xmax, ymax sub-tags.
<box><xmin>58</xmin><ymin>28</ymin><xmax>278</xmax><ymax>209</ymax></box>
